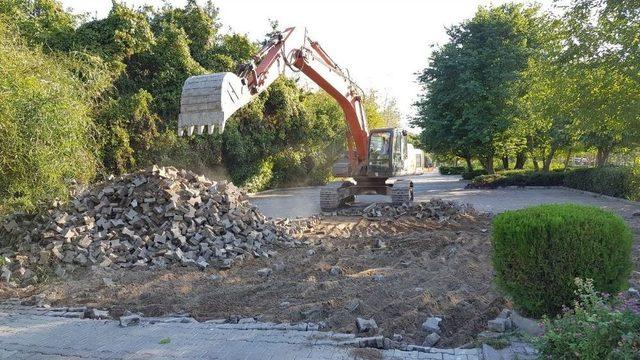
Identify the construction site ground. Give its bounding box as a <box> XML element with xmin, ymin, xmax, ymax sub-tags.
<box><xmin>1</xmin><ymin>171</ymin><xmax>639</xmax><ymax>359</ymax></box>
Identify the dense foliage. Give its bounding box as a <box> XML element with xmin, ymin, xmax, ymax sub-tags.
<box><xmin>469</xmin><ymin>166</ymin><xmax>640</xmax><ymax>200</ymax></box>
<box><xmin>0</xmin><ymin>0</ymin><xmax>400</xmax><ymax>209</ymax></box>
<box><xmin>492</xmin><ymin>204</ymin><xmax>633</xmax><ymax>317</ymax></box>
<box><xmin>537</xmin><ymin>278</ymin><xmax>640</xmax><ymax>359</ymax></box>
<box><xmin>0</xmin><ymin>22</ymin><xmax>96</xmax><ymax>211</ymax></box>
<box><xmin>414</xmin><ymin>1</ymin><xmax>640</xmax><ymax>173</ymax></box>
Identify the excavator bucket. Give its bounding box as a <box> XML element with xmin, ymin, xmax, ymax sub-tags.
<box><xmin>177</xmin><ymin>72</ymin><xmax>252</xmax><ymax>136</ymax></box>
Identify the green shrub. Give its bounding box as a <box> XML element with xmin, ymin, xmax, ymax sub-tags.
<box><xmin>537</xmin><ymin>278</ymin><xmax>640</xmax><ymax>359</ymax></box>
<box><xmin>470</xmin><ymin>170</ymin><xmax>565</xmax><ymax>188</ymax></box>
<box><xmin>0</xmin><ymin>23</ymin><xmax>96</xmax><ymax>212</ymax></box>
<box><xmin>564</xmin><ymin>166</ymin><xmax>639</xmax><ymax>200</ymax></box>
<box><xmin>461</xmin><ymin>169</ymin><xmax>488</xmax><ymax>180</ymax></box>
<box><xmin>492</xmin><ymin>204</ymin><xmax>633</xmax><ymax>317</ymax></box>
<box><xmin>439</xmin><ymin>166</ymin><xmax>466</xmax><ymax>175</ymax></box>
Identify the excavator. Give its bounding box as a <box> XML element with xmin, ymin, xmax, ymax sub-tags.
<box><xmin>177</xmin><ymin>27</ymin><xmax>424</xmax><ymax>210</ymax></box>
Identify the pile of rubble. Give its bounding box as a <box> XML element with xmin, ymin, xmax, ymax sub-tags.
<box><xmin>0</xmin><ymin>166</ymin><xmax>316</xmax><ymax>285</ymax></box>
<box><xmin>336</xmin><ymin>199</ymin><xmax>474</xmax><ymax>220</ymax></box>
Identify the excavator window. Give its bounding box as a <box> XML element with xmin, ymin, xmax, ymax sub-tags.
<box><xmin>369</xmin><ymin>132</ymin><xmax>392</xmax><ymax>169</ymax></box>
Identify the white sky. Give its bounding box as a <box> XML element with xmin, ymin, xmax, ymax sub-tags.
<box><xmin>61</xmin><ymin>0</ymin><xmax>554</xmax><ymax>127</ymax></box>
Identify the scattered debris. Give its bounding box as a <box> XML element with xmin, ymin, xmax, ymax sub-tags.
<box><xmin>336</xmin><ymin>199</ymin><xmax>474</xmax><ymax>220</ymax></box>
<box><xmin>0</xmin><ymin>166</ymin><xmax>317</xmax><ymax>285</ymax></box>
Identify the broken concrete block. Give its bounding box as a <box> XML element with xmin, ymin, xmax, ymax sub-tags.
<box><xmin>355</xmin><ymin>317</ymin><xmax>378</xmax><ymax>334</ymax></box>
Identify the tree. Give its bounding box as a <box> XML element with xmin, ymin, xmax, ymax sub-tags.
<box><xmin>560</xmin><ymin>0</ymin><xmax>640</xmax><ymax>166</ymax></box>
<box><xmin>414</xmin><ymin>4</ymin><xmax>558</xmax><ymax>173</ymax></box>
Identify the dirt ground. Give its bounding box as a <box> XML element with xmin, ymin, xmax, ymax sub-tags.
<box><xmin>0</xmin><ymin>212</ymin><xmax>509</xmax><ymax>347</ymax></box>
<box><xmin>3</xmin><ymin>211</ymin><xmax>639</xmax><ymax>348</ymax></box>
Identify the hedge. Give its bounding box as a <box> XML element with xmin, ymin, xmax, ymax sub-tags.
<box><xmin>468</xmin><ymin>166</ymin><xmax>640</xmax><ymax>201</ymax></box>
<box><xmin>492</xmin><ymin>204</ymin><xmax>633</xmax><ymax>317</ymax></box>
<box><xmin>564</xmin><ymin>166</ymin><xmax>639</xmax><ymax>200</ymax></box>
<box><xmin>461</xmin><ymin>169</ymin><xmax>488</xmax><ymax>180</ymax></box>
<box><xmin>470</xmin><ymin>170</ymin><xmax>565</xmax><ymax>188</ymax></box>
<box><xmin>439</xmin><ymin>166</ymin><xmax>466</xmax><ymax>175</ymax></box>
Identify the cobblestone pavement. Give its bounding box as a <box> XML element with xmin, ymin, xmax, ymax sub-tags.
<box><xmin>250</xmin><ymin>171</ymin><xmax>640</xmax><ymax>219</ymax></box>
<box><xmin>0</xmin><ymin>308</ymin><xmax>482</xmax><ymax>360</ymax></box>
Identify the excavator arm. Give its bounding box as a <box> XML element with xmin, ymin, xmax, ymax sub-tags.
<box><xmin>178</xmin><ymin>27</ymin><xmax>370</xmax><ymax>174</ymax></box>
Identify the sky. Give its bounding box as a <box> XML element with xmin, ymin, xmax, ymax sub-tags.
<box><xmin>61</xmin><ymin>0</ymin><xmax>554</xmax><ymax>128</ymax></box>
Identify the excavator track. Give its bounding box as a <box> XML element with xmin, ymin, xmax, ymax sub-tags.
<box><xmin>390</xmin><ymin>180</ymin><xmax>414</xmax><ymax>205</ymax></box>
<box><xmin>320</xmin><ymin>180</ymin><xmax>356</xmax><ymax>211</ymax></box>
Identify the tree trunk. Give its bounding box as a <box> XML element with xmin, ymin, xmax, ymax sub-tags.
<box><xmin>563</xmin><ymin>150</ymin><xmax>572</xmax><ymax>170</ymax></box>
<box><xmin>502</xmin><ymin>156</ymin><xmax>509</xmax><ymax>170</ymax></box>
<box><xmin>464</xmin><ymin>154</ymin><xmax>473</xmax><ymax>172</ymax></box>
<box><xmin>481</xmin><ymin>156</ymin><xmax>495</xmax><ymax>174</ymax></box>
<box><xmin>514</xmin><ymin>152</ymin><xmax>526</xmax><ymax>169</ymax></box>
<box><xmin>532</xmin><ymin>158</ymin><xmax>539</xmax><ymax>171</ymax></box>
<box><xmin>542</xmin><ymin>146</ymin><xmax>557</xmax><ymax>172</ymax></box>
<box><xmin>596</xmin><ymin>147</ymin><xmax>611</xmax><ymax>167</ymax></box>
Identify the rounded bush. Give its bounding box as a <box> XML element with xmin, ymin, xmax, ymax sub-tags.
<box><xmin>492</xmin><ymin>204</ymin><xmax>633</xmax><ymax>317</ymax></box>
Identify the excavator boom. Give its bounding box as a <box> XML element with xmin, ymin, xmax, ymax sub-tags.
<box><xmin>178</xmin><ymin>27</ymin><xmax>369</xmax><ymax>171</ymax></box>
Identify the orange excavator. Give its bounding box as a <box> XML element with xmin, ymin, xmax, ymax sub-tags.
<box><xmin>178</xmin><ymin>27</ymin><xmax>423</xmax><ymax>210</ymax></box>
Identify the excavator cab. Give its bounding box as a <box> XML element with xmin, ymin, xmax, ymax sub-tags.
<box><xmin>366</xmin><ymin>128</ymin><xmax>408</xmax><ymax>178</ymax></box>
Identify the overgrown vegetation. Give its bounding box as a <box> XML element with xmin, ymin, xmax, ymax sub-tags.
<box><xmin>492</xmin><ymin>204</ymin><xmax>633</xmax><ymax>317</ymax></box>
<box><xmin>537</xmin><ymin>278</ymin><xmax>640</xmax><ymax>359</ymax></box>
<box><xmin>0</xmin><ymin>0</ymin><xmax>401</xmax><ymax>211</ymax></box>
<box><xmin>0</xmin><ymin>22</ymin><xmax>96</xmax><ymax>211</ymax></box>
<box><xmin>414</xmin><ymin>0</ymin><xmax>640</xmax><ymax>173</ymax></box>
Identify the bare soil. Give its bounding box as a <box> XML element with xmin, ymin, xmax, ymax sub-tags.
<box><xmin>1</xmin><ymin>213</ymin><xmax>513</xmax><ymax>347</ymax></box>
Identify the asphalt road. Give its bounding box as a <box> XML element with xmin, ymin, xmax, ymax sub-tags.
<box><xmin>249</xmin><ymin>170</ymin><xmax>640</xmax><ymax>220</ymax></box>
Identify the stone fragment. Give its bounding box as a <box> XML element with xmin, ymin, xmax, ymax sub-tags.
<box><xmin>355</xmin><ymin>317</ymin><xmax>378</xmax><ymax>334</ymax></box>
<box><xmin>87</xmin><ymin>309</ymin><xmax>110</xmax><ymax>319</ymax></box>
<box><xmin>422</xmin><ymin>317</ymin><xmax>442</xmax><ymax>333</ymax></box>
<box><xmin>422</xmin><ymin>332</ymin><xmax>440</xmax><ymax>347</ymax></box>
<box><xmin>345</xmin><ymin>299</ymin><xmax>360</xmax><ymax>312</ymax></box>
<box><xmin>487</xmin><ymin>318</ymin><xmax>512</xmax><ymax>332</ymax></box>
<box><xmin>257</xmin><ymin>268</ymin><xmax>272</xmax><ymax>277</ymax></box>
<box><xmin>329</xmin><ymin>266</ymin><xmax>342</xmax><ymax>276</ymax></box>
<box><xmin>119</xmin><ymin>314</ymin><xmax>141</xmax><ymax>327</ymax></box>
